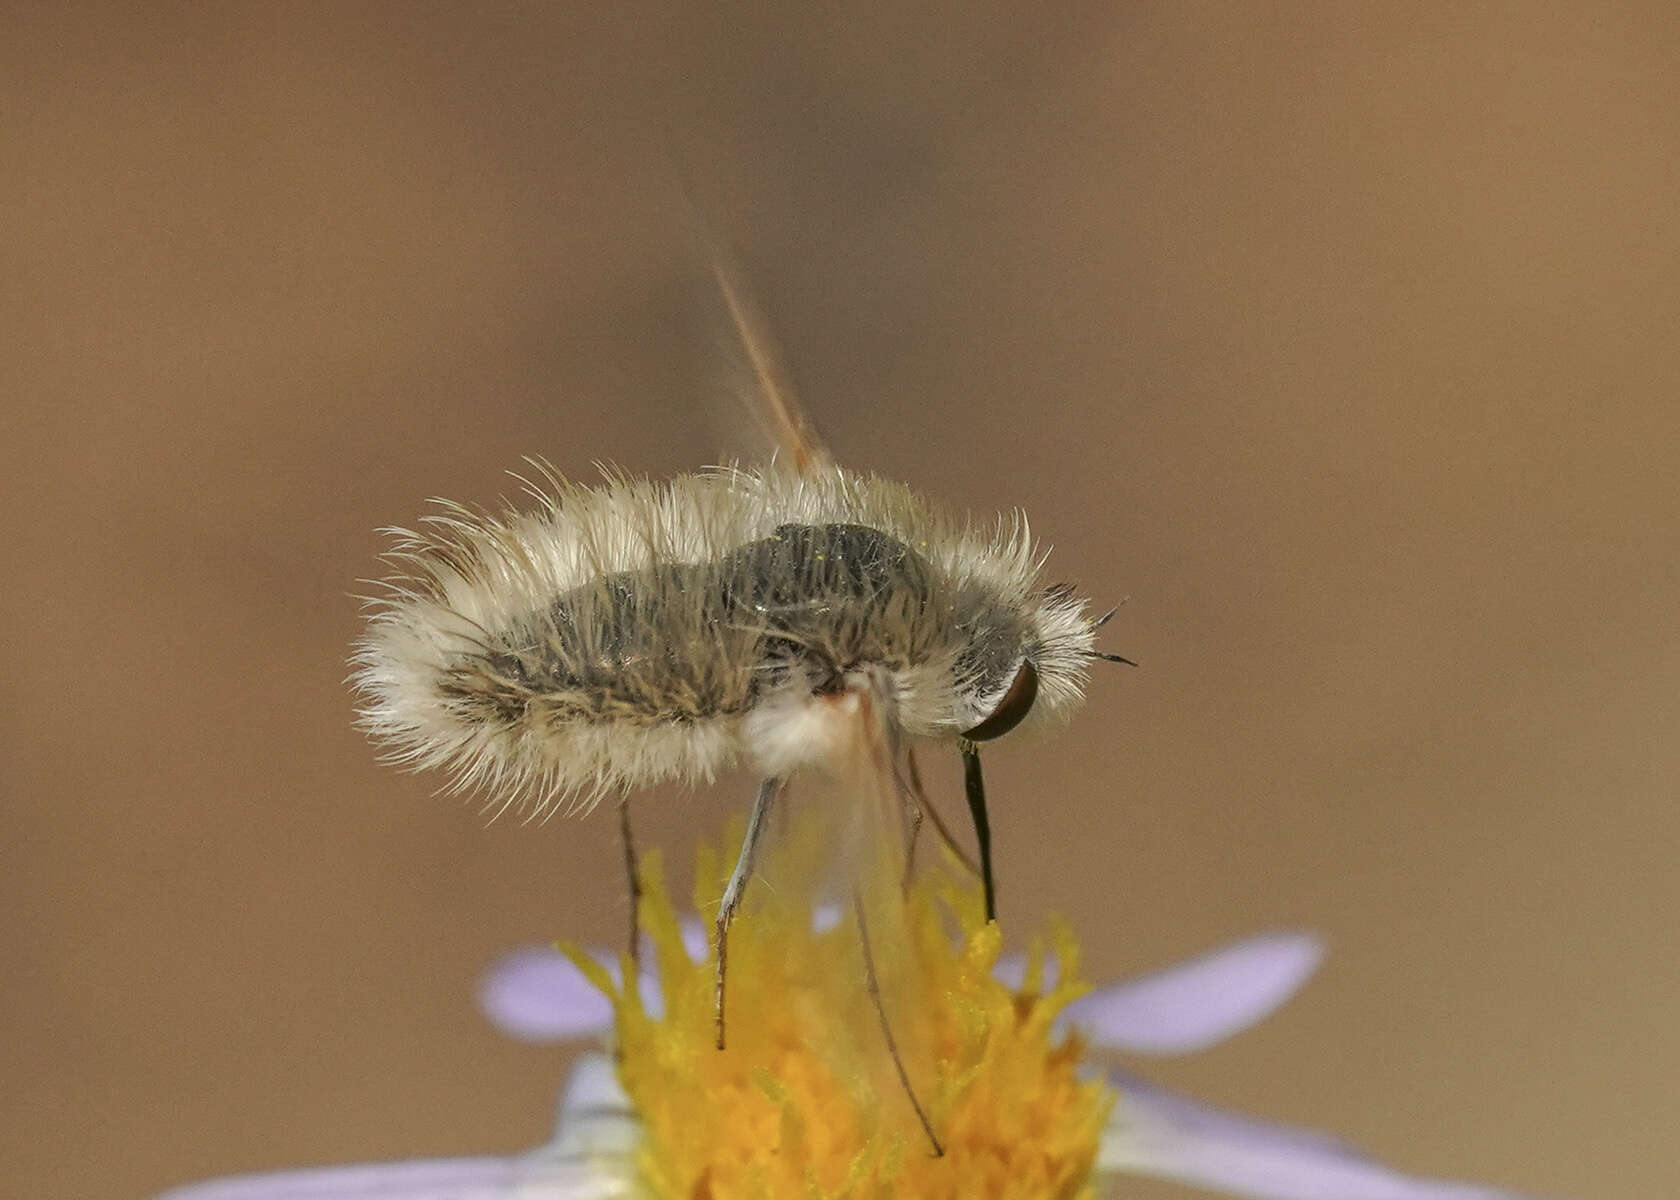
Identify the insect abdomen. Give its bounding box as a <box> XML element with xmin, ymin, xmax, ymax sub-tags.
<box><xmin>441</xmin><ymin>522</ymin><xmax>935</xmax><ymax>729</ymax></box>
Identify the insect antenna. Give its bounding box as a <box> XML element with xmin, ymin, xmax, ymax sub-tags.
<box><xmin>1087</xmin><ymin>604</ymin><xmax>1138</xmax><ymax>665</ymax></box>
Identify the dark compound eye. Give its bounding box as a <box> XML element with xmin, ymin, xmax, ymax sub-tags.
<box><xmin>962</xmin><ymin>658</ymin><xmax>1038</xmax><ymax>742</ymax></box>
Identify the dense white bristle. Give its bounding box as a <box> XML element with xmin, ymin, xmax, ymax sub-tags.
<box><xmin>352</xmin><ymin>464</ymin><xmax>1099</xmax><ymax>818</ymax></box>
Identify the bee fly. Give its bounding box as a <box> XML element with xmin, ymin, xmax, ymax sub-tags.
<box><xmin>351</xmin><ymin>226</ymin><xmax>1130</xmax><ymax>1153</ymax></box>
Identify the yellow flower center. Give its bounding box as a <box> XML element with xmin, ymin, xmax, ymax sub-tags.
<box><xmin>566</xmin><ymin>827</ymin><xmax>1113</xmax><ymax>1200</ymax></box>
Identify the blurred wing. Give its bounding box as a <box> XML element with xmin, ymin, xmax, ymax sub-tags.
<box><xmin>683</xmin><ymin>193</ymin><xmax>834</xmax><ymax>477</ymax></box>
<box><xmin>826</xmin><ymin>674</ymin><xmax>919</xmax><ymax>901</ymax></box>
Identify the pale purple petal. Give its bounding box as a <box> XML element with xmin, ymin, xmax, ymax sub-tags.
<box><xmin>154</xmin><ymin>1159</ymin><xmax>521</xmax><ymax>1200</ymax></box>
<box><xmin>156</xmin><ymin>1061</ymin><xmax>640</xmax><ymax>1200</ymax></box>
<box><xmin>676</xmin><ymin>917</ymin><xmax>709</xmax><ymax>960</ymax></box>
<box><xmin>480</xmin><ymin>922</ymin><xmax>716</xmax><ymax>1041</ymax></box>
<box><xmin>992</xmin><ymin>952</ymin><xmax>1061</xmax><ymax>993</ymax></box>
<box><xmin>555</xmin><ymin>1052</ymin><xmax>629</xmax><ymax>1124</ymax></box>
<box><xmin>1100</xmin><ymin>1071</ymin><xmax>1543</xmax><ymax>1200</ymax></box>
<box><xmin>478</xmin><ymin>947</ymin><xmax>615</xmax><ymax>1041</ymax></box>
<box><xmin>151</xmin><ymin>1155</ymin><xmax>639</xmax><ymax>1200</ymax></box>
<box><xmin>993</xmin><ymin>952</ymin><xmax>1029</xmax><ymax>991</ymax></box>
<box><xmin>1068</xmin><ymin>932</ymin><xmax>1325</xmax><ymax>1054</ymax></box>
<box><xmin>544</xmin><ymin>1053</ymin><xmax>639</xmax><ymax>1157</ymax></box>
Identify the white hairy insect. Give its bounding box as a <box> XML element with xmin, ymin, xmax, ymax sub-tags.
<box><xmin>351</xmin><ymin>221</ymin><xmax>1127</xmax><ymax>1084</ymax></box>
<box><xmin>352</xmin><ymin>464</ymin><xmax>1098</xmax><ymax>816</ymax></box>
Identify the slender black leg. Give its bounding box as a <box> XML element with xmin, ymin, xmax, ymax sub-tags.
<box><xmin>714</xmin><ymin>777</ymin><xmax>780</xmax><ymax>1050</ymax></box>
<box><xmin>960</xmin><ymin>742</ymin><xmax>997</xmax><ymax>923</ymax></box>
<box><xmin>853</xmin><ymin>891</ymin><xmax>943</xmax><ymax>1157</ymax></box>
<box><xmin>905</xmin><ymin>747</ymin><xmax>980</xmax><ymax>878</ymax></box>
<box><xmin>618</xmin><ymin>797</ymin><xmax>641</xmax><ymax>973</ymax></box>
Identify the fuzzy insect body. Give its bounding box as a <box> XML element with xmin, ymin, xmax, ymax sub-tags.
<box><xmin>355</xmin><ymin>222</ymin><xmax>1126</xmax><ymax>1086</ymax></box>
<box><xmin>354</xmin><ymin>464</ymin><xmax>1098</xmax><ymax>818</ymax></box>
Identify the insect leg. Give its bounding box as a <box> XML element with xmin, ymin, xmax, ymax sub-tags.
<box><xmin>904</xmin><ymin>747</ymin><xmax>981</xmax><ymax>879</ymax></box>
<box><xmin>901</xmin><ymin>799</ymin><xmax>924</xmax><ymax>891</ymax></box>
<box><xmin>959</xmin><ymin>742</ymin><xmax>998</xmax><ymax>923</ymax></box>
<box><xmin>618</xmin><ymin>797</ymin><xmax>641</xmax><ymax>972</ymax></box>
<box><xmin>852</xmin><ymin>890</ymin><xmax>944</xmax><ymax>1157</ymax></box>
<box><xmin>714</xmin><ymin>776</ymin><xmax>781</xmax><ymax>1050</ymax></box>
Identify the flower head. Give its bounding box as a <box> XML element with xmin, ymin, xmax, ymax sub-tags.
<box><xmin>571</xmin><ymin>846</ymin><xmax>1109</xmax><ymax>1198</ymax></box>
<box><xmin>159</xmin><ymin>827</ymin><xmax>1549</xmax><ymax>1200</ymax></box>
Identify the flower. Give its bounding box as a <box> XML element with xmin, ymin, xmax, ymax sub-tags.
<box><xmin>158</xmin><ymin>847</ymin><xmax>1545</xmax><ymax>1200</ymax></box>
<box><xmin>155</xmin><ymin>1055</ymin><xmax>641</xmax><ymax>1199</ymax></box>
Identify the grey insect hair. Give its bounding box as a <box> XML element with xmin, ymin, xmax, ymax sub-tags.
<box><xmin>351</xmin><ymin>462</ymin><xmax>1099</xmax><ymax>820</ymax></box>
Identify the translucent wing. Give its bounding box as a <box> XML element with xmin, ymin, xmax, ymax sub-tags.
<box><xmin>799</xmin><ymin>670</ymin><xmax>947</xmax><ymax>1156</ymax></box>
<box><xmin>694</xmin><ymin>211</ymin><xmax>1033</xmax><ymax>921</ymax></box>
<box><xmin>778</xmin><ymin>667</ymin><xmax>921</xmax><ymax>901</ymax></box>
<box><xmin>685</xmin><ymin>196</ymin><xmax>834</xmax><ymax>477</ymax></box>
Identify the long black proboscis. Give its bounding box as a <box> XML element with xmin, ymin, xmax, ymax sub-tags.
<box><xmin>960</xmin><ymin>742</ymin><xmax>997</xmax><ymax>923</ymax></box>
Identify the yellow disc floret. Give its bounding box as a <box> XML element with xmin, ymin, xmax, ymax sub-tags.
<box><xmin>565</xmin><ymin>835</ymin><xmax>1113</xmax><ymax>1200</ymax></box>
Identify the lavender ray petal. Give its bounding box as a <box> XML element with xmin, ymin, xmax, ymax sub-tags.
<box><xmin>1067</xmin><ymin>932</ymin><xmax>1324</xmax><ymax>1054</ymax></box>
<box><xmin>154</xmin><ymin>1059</ymin><xmax>645</xmax><ymax>1200</ymax></box>
<box><xmin>544</xmin><ymin>1052</ymin><xmax>639</xmax><ymax>1158</ymax></box>
<box><xmin>477</xmin><ymin>947</ymin><xmax>616</xmax><ymax>1041</ymax></box>
<box><xmin>151</xmin><ymin>1156</ymin><xmax>618</xmax><ymax>1200</ymax></box>
<box><xmin>992</xmin><ymin>951</ymin><xmax>1061</xmax><ymax>993</ymax></box>
<box><xmin>1099</xmin><ymin>1071</ymin><xmax>1546</xmax><ymax>1200</ymax></box>
<box><xmin>677</xmin><ymin>917</ymin><xmax>708</xmax><ymax>961</ymax></box>
<box><xmin>478</xmin><ymin>919</ymin><xmax>716</xmax><ymax>1041</ymax></box>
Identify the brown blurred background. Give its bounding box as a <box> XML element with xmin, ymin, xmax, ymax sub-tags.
<box><xmin>4</xmin><ymin>4</ymin><xmax>1675</xmax><ymax>1197</ymax></box>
